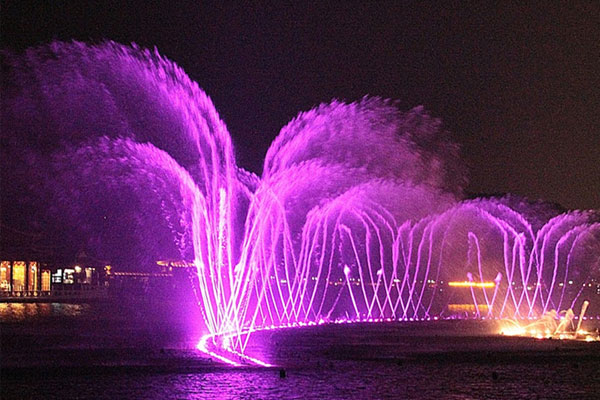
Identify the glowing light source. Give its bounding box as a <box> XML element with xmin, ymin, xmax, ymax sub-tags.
<box><xmin>7</xmin><ymin>42</ymin><xmax>599</xmax><ymax>367</ymax></box>
<box><xmin>498</xmin><ymin>303</ymin><xmax>599</xmax><ymax>342</ymax></box>
<box><xmin>448</xmin><ymin>281</ymin><xmax>495</xmax><ymax>288</ymax></box>
<box><xmin>448</xmin><ymin>304</ymin><xmax>489</xmax><ymax>313</ymax></box>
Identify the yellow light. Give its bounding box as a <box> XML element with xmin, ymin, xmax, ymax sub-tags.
<box><xmin>448</xmin><ymin>281</ymin><xmax>495</xmax><ymax>288</ymax></box>
<box><xmin>447</xmin><ymin>304</ymin><xmax>489</xmax><ymax>313</ymax></box>
<box><xmin>501</xmin><ymin>326</ymin><xmax>525</xmax><ymax>336</ymax></box>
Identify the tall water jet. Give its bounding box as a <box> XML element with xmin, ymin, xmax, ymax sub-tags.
<box><xmin>1</xmin><ymin>41</ymin><xmax>252</xmax><ymax>335</ymax></box>
<box><xmin>2</xmin><ymin>41</ymin><xmax>599</xmax><ymax>365</ymax></box>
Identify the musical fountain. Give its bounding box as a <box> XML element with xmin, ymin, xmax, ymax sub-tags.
<box><xmin>2</xmin><ymin>41</ymin><xmax>599</xmax><ymax>367</ymax></box>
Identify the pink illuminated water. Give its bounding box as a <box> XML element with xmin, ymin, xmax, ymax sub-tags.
<box><xmin>2</xmin><ymin>41</ymin><xmax>599</xmax><ymax>365</ymax></box>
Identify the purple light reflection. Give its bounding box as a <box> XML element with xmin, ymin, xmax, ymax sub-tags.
<box><xmin>3</xmin><ymin>41</ymin><xmax>599</xmax><ymax>366</ymax></box>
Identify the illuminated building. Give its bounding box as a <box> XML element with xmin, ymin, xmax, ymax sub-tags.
<box><xmin>0</xmin><ymin>260</ymin><xmax>51</xmax><ymax>295</ymax></box>
<box><xmin>0</xmin><ymin>261</ymin><xmax>11</xmax><ymax>291</ymax></box>
<box><xmin>0</xmin><ymin>257</ymin><xmax>109</xmax><ymax>301</ymax></box>
<box><xmin>41</xmin><ymin>270</ymin><xmax>51</xmax><ymax>291</ymax></box>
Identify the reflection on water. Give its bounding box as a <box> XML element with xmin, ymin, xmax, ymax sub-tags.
<box><xmin>0</xmin><ymin>303</ymin><xmax>90</xmax><ymax>322</ymax></box>
<box><xmin>2</xmin><ymin>314</ymin><xmax>599</xmax><ymax>399</ymax></box>
<box><xmin>4</xmin><ymin>358</ymin><xmax>600</xmax><ymax>400</ymax></box>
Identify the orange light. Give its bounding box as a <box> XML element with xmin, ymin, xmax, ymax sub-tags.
<box><xmin>448</xmin><ymin>304</ymin><xmax>489</xmax><ymax>313</ymax></box>
<box><xmin>448</xmin><ymin>281</ymin><xmax>495</xmax><ymax>288</ymax></box>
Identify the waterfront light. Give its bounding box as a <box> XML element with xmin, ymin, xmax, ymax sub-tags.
<box><xmin>448</xmin><ymin>281</ymin><xmax>495</xmax><ymax>288</ymax></box>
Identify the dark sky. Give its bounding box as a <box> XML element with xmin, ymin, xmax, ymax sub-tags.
<box><xmin>2</xmin><ymin>2</ymin><xmax>599</xmax><ymax>210</ymax></box>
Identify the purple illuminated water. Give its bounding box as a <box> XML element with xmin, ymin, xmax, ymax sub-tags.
<box><xmin>2</xmin><ymin>42</ymin><xmax>599</xmax><ymax>365</ymax></box>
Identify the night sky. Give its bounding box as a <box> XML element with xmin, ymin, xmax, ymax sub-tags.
<box><xmin>2</xmin><ymin>2</ymin><xmax>599</xmax><ymax>210</ymax></box>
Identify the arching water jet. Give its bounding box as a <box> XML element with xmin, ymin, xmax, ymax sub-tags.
<box><xmin>2</xmin><ymin>41</ymin><xmax>599</xmax><ymax>365</ymax></box>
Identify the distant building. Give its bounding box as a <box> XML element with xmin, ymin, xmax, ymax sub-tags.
<box><xmin>0</xmin><ymin>260</ymin><xmax>51</xmax><ymax>293</ymax></box>
<box><xmin>0</xmin><ymin>258</ymin><xmax>111</xmax><ymax>301</ymax></box>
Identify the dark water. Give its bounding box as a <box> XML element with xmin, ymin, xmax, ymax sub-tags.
<box><xmin>2</xmin><ymin>303</ymin><xmax>599</xmax><ymax>399</ymax></box>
